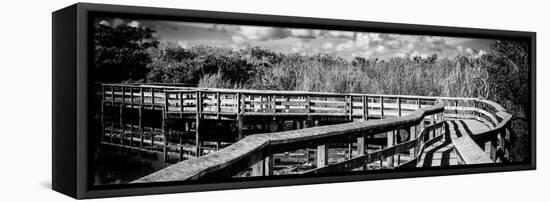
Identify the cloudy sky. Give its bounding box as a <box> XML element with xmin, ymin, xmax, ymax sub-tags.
<box><xmin>98</xmin><ymin>18</ymin><xmax>495</xmax><ymax>60</ymax></box>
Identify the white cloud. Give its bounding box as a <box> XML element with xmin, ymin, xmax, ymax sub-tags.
<box><xmin>376</xmin><ymin>45</ymin><xmax>385</xmax><ymax>53</ymax></box>
<box><xmin>177</xmin><ymin>41</ymin><xmax>189</xmax><ymax>49</ymax></box>
<box><xmin>127</xmin><ymin>20</ymin><xmax>140</xmax><ymax>28</ymax></box>
<box><xmin>322</xmin><ymin>42</ymin><xmax>334</xmax><ymax>50</ymax></box>
<box><xmin>287</xmin><ymin>29</ymin><xmax>322</xmax><ymax>39</ymax></box>
<box><xmin>325</xmin><ymin>31</ymin><xmax>356</xmax><ymax>39</ymax></box>
<box><xmin>98</xmin><ymin>20</ymin><xmax>110</xmax><ymax>26</ymax></box>
<box><xmin>112</xmin><ymin>18</ymin><xmax>125</xmax><ymax>27</ymax></box>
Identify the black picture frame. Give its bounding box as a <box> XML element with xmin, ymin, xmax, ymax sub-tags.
<box><xmin>52</xmin><ymin>2</ymin><xmax>536</xmax><ymax>199</ymax></box>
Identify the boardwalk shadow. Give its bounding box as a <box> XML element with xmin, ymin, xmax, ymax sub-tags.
<box><xmin>420</xmin><ymin>120</ymin><xmax>472</xmax><ymax>167</ymax></box>
<box><xmin>420</xmin><ymin>127</ymin><xmax>452</xmax><ymax>168</ymax></box>
<box><xmin>458</xmin><ymin>120</ymin><xmax>474</xmax><ymax>136</ymax></box>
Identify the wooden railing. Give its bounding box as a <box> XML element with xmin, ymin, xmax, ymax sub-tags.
<box><xmin>133</xmin><ymin>104</ymin><xmax>446</xmax><ymax>183</ymax></box>
<box><xmin>441</xmin><ymin>99</ymin><xmax>513</xmax><ymax>164</ymax></box>
<box><xmin>98</xmin><ymin>84</ymin><xmax>513</xmax><ymax>182</ymax></box>
<box><xmin>101</xmin><ymin>84</ymin><xmax>439</xmax><ymax>120</ymax></box>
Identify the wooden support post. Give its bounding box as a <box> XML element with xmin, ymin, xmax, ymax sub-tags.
<box><xmin>251</xmin><ymin>154</ymin><xmax>264</xmax><ymax>177</ymax></box>
<box><xmin>439</xmin><ymin>112</ymin><xmax>444</xmax><ymax>137</ymax></box>
<box><xmin>119</xmin><ymin>103</ymin><xmax>124</xmax><ymax>145</ymax></box>
<box><xmin>110</xmin><ymin>120</ymin><xmax>114</xmax><ymax>143</ymax></box>
<box><xmin>379</xmin><ymin>143</ymin><xmax>384</xmax><ymax>169</ymax></box>
<box><xmin>504</xmin><ymin>126</ymin><xmax>511</xmax><ymax>161</ymax></box>
<box><xmin>455</xmin><ymin>100</ymin><xmax>459</xmax><ymax>115</ymax></box>
<box><xmin>363</xmin><ymin>96</ymin><xmax>368</xmax><ymax>121</ymax></box>
<box><xmin>317</xmin><ymin>145</ymin><xmax>328</xmax><ymax>168</ymax></box>
<box><xmin>121</xmin><ymin>86</ymin><xmax>125</xmax><ymax>103</ymax></box>
<box><xmin>380</xmin><ymin>97</ymin><xmax>385</xmax><ymax>118</ymax></box>
<box><xmin>130</xmin><ymin>87</ymin><xmax>134</xmax><ymax>107</ymax></box>
<box><xmin>417</xmin><ymin>98</ymin><xmax>421</xmax><ymax>109</ymax></box>
<box><xmin>140</xmin><ymin>87</ymin><xmax>144</xmax><ymax>105</ymax></box>
<box><xmin>110</xmin><ymin>86</ymin><xmax>115</xmax><ymax>104</ymax></box>
<box><xmin>397</xmin><ymin>97</ymin><xmax>402</xmax><ymax>117</ymax></box>
<box><xmin>100</xmin><ymin>86</ymin><xmax>106</xmax><ymax>142</ymax></box>
<box><xmin>347</xmin><ymin>142</ymin><xmax>353</xmax><ymax>159</ymax></box>
<box><xmin>306</xmin><ymin>95</ymin><xmax>311</xmax><ymax>116</ymax></box>
<box><xmin>162</xmin><ymin>111</ymin><xmax>168</xmax><ymax>162</ymax></box>
<box><xmin>357</xmin><ymin>137</ymin><xmax>366</xmax><ymax>170</ymax></box>
<box><xmin>151</xmin><ymin>87</ymin><xmax>155</xmax><ymax>107</ymax></box>
<box><xmin>410</xmin><ymin>125</ymin><xmax>416</xmax><ymax>159</ymax></box>
<box><xmin>264</xmin><ymin>154</ymin><xmax>274</xmax><ymax>176</ymax></box>
<box><xmin>352</xmin><ymin>95</ymin><xmax>353</xmax><ymax>121</ymax></box>
<box><xmin>236</xmin><ymin>93</ymin><xmax>244</xmax><ymax>140</ymax></box>
<box><xmin>179</xmin><ymin>144</ymin><xmax>184</xmax><ymax>161</ymax></box>
<box><xmin>195</xmin><ymin>91</ymin><xmax>202</xmax><ymax>157</ymax></box>
<box><xmin>490</xmin><ymin>136</ymin><xmax>498</xmax><ymax>162</ymax></box>
<box><xmin>272</xmin><ymin>94</ymin><xmax>276</xmax><ymax>115</ymax></box>
<box><xmin>387</xmin><ymin>130</ymin><xmax>394</xmax><ymax>168</ymax></box>
<box><xmin>431</xmin><ymin>114</ymin><xmax>436</xmax><ymax>139</ymax></box>
<box><xmin>100</xmin><ymin>101</ymin><xmax>105</xmax><ymax>142</ymax></box>
<box><xmin>217</xmin><ymin>92</ymin><xmax>221</xmax><ymax>119</ymax></box>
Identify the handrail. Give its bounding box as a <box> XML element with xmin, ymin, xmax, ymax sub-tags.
<box><xmin>133</xmin><ymin>105</ymin><xmax>445</xmax><ymax>183</ymax></box>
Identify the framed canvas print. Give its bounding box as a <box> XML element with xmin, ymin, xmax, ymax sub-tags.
<box><xmin>52</xmin><ymin>3</ymin><xmax>536</xmax><ymax>199</ymax></box>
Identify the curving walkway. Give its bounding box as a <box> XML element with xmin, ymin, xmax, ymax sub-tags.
<box><xmin>417</xmin><ymin>119</ymin><xmax>491</xmax><ymax>167</ymax></box>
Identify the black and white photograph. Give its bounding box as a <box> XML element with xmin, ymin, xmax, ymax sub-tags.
<box><xmin>90</xmin><ymin>16</ymin><xmax>532</xmax><ymax>186</ymax></box>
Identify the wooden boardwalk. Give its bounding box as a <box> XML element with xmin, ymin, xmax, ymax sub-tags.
<box><xmin>95</xmin><ymin>84</ymin><xmax>514</xmax><ymax>182</ymax></box>
<box><xmin>417</xmin><ymin>119</ymin><xmax>491</xmax><ymax>167</ymax></box>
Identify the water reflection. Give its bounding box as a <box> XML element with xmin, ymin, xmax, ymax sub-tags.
<box><xmin>93</xmin><ymin>144</ymin><xmax>171</xmax><ymax>185</ymax></box>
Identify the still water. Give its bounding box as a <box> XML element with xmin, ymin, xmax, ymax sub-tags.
<box><xmin>93</xmin><ymin>144</ymin><xmax>171</xmax><ymax>185</ymax></box>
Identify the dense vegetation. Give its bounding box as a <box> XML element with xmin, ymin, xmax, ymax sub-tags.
<box><xmin>94</xmin><ymin>24</ymin><xmax>531</xmax><ymax>162</ymax></box>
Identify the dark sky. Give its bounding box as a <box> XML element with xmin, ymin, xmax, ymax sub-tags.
<box><xmin>98</xmin><ymin>18</ymin><xmax>495</xmax><ymax>60</ymax></box>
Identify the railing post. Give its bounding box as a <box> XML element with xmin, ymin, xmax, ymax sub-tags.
<box><xmin>363</xmin><ymin>96</ymin><xmax>368</xmax><ymax>121</ymax></box>
<box><xmin>380</xmin><ymin>96</ymin><xmax>385</xmax><ymax>118</ymax></box>
<box><xmin>264</xmin><ymin>154</ymin><xmax>274</xmax><ymax>176</ymax></box>
<box><xmin>504</xmin><ymin>125</ymin><xmax>511</xmax><ymax>161</ymax></box>
<box><xmin>150</xmin><ymin>87</ymin><xmax>155</xmax><ymax>106</ymax></box>
<box><xmin>236</xmin><ymin>93</ymin><xmax>244</xmax><ymax>140</ymax></box>
<box><xmin>397</xmin><ymin>97</ymin><xmax>402</xmax><ymax>117</ymax></box>
<box><xmin>417</xmin><ymin>98</ymin><xmax>421</xmax><ymax>109</ymax></box>
<box><xmin>251</xmin><ymin>153</ymin><xmax>264</xmax><ymax>177</ymax></box>
<box><xmin>179</xmin><ymin>92</ymin><xmax>184</xmax><ymax>113</ymax></box>
<box><xmin>217</xmin><ymin>92</ymin><xmax>221</xmax><ymax>119</ymax></box>
<box><xmin>410</xmin><ymin>125</ymin><xmax>417</xmax><ymax>160</ymax></box>
<box><xmin>195</xmin><ymin>91</ymin><xmax>202</xmax><ymax>157</ymax></box>
<box><xmin>490</xmin><ymin>135</ymin><xmax>498</xmax><ymax>162</ymax></box>
<box><xmin>306</xmin><ymin>95</ymin><xmax>311</xmax><ymax>116</ymax></box>
<box><xmin>348</xmin><ymin>96</ymin><xmax>353</xmax><ymax>121</ymax></box>
<box><xmin>130</xmin><ymin>87</ymin><xmax>134</xmax><ymax>106</ymax></box>
<box><xmin>387</xmin><ymin>130</ymin><xmax>395</xmax><ymax>168</ymax></box>
<box><xmin>272</xmin><ymin>94</ymin><xmax>277</xmax><ymax>115</ymax></box>
<box><xmin>162</xmin><ymin>108</ymin><xmax>168</xmax><ymax>162</ymax></box>
<box><xmin>439</xmin><ymin>112</ymin><xmax>444</xmax><ymax>137</ymax></box>
<box><xmin>317</xmin><ymin>144</ymin><xmax>328</xmax><ymax>168</ymax></box>
<box><xmin>429</xmin><ymin>114</ymin><xmax>437</xmax><ymax>139</ymax></box>
<box><xmin>140</xmin><ymin>87</ymin><xmax>144</xmax><ymax>105</ymax></box>
<box><xmin>357</xmin><ymin>136</ymin><xmax>367</xmax><ymax>170</ymax></box>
